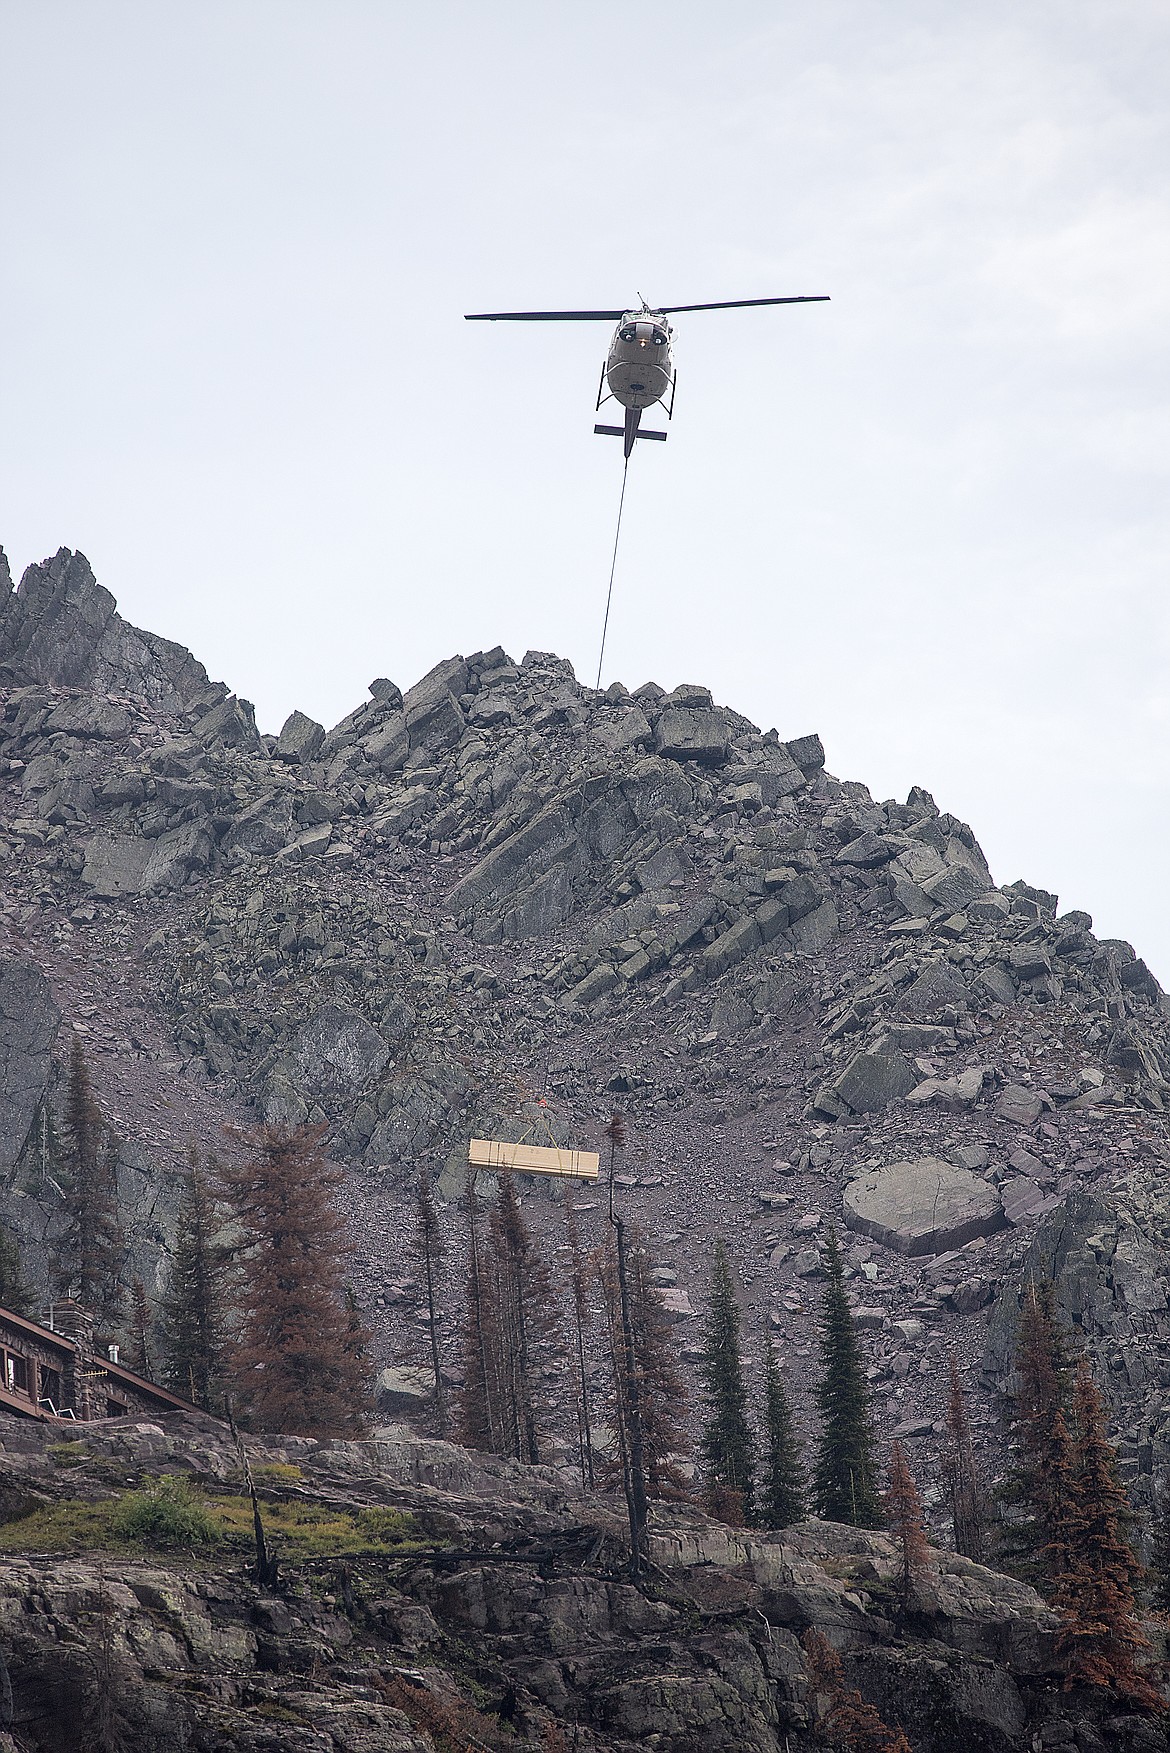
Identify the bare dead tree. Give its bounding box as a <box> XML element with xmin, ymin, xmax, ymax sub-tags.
<box><xmin>606</xmin><ymin>1112</ymin><xmax>647</xmax><ymax>1577</ymax></box>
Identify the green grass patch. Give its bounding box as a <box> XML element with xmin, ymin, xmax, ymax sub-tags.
<box><xmin>47</xmin><ymin>1441</ymin><xmax>89</xmax><ymax>1468</ymax></box>
<box><xmin>0</xmin><ymin>1478</ymin><xmax>422</xmax><ymax>1560</ymax></box>
<box><xmin>209</xmin><ymin>1496</ymin><xmax>422</xmax><ymax>1558</ymax></box>
<box><xmin>0</xmin><ymin>1498</ymin><xmax>115</xmax><ymax>1550</ymax></box>
<box><xmin>249</xmin><ymin>1462</ymin><xmax>304</xmax><ymax>1484</ymax></box>
<box><xmin>111</xmin><ymin>1476</ymin><xmax>220</xmax><ymax>1549</ymax></box>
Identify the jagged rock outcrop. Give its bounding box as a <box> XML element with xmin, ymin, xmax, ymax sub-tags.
<box><xmin>0</xmin><ymin>547</ymin><xmax>225</xmax><ymax>715</ymax></box>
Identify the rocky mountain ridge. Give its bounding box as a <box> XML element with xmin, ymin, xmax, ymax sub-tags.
<box><xmin>2</xmin><ymin>544</ymin><xmax>1170</xmax><ymax>1533</ymax></box>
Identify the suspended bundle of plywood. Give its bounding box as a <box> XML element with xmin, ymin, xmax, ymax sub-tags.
<box><xmin>468</xmin><ymin>1138</ymin><xmax>600</xmax><ymax>1181</ymax></box>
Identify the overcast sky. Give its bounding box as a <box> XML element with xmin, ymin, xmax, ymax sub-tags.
<box><xmin>3</xmin><ymin>2</ymin><xmax>1169</xmax><ymax>975</ymax></box>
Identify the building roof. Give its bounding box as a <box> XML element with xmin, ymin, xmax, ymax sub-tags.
<box><xmin>0</xmin><ymin>1301</ymin><xmax>212</xmax><ymax>1420</ymax></box>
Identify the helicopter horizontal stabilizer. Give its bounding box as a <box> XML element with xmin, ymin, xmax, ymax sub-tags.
<box><xmin>594</xmin><ymin>424</ymin><xmax>666</xmax><ymax>442</ymax></box>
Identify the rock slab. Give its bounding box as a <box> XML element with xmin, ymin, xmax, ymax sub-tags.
<box><xmin>843</xmin><ymin>1156</ymin><xmax>1006</xmax><ymax>1255</ymax></box>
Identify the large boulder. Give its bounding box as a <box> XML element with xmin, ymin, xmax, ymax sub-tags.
<box><xmin>273</xmin><ymin>709</ymin><xmax>325</xmax><ymax>763</ymax></box>
<box><xmin>843</xmin><ymin>1157</ymin><xmax>1005</xmax><ymax>1254</ymax></box>
<box><xmin>294</xmin><ymin>1001</ymin><xmax>391</xmax><ymax>1101</ymax></box>
<box><xmin>375</xmin><ymin>1365</ymin><xmax>436</xmax><ymax>1418</ymax></box>
<box><xmin>81</xmin><ymin>820</ymin><xmax>213</xmax><ymax>897</ymax></box>
<box><xmin>832</xmin><ymin>1050</ymin><xmax>919</xmax><ymax>1114</ymax></box>
<box><xmin>654</xmin><ymin>706</ymin><xmax>731</xmax><ymax>765</ymax></box>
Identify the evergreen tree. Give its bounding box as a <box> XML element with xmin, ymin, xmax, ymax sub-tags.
<box><xmin>943</xmin><ymin>1356</ymin><xmax>987</xmax><ymax>1562</ymax></box>
<box><xmin>759</xmin><ymin>1338</ymin><xmax>805</xmax><ymax>1530</ymax></box>
<box><xmin>160</xmin><ymin>1151</ymin><xmax>226</xmax><ymax>1411</ymax></box>
<box><xmin>56</xmin><ymin>1037</ymin><xmax>123</xmax><ymax>1323</ymax></box>
<box><xmin>218</xmin><ymin>1123</ymin><xmax>368</xmax><ymax>1436</ymax></box>
<box><xmin>625</xmin><ymin>1232</ymin><xmax>689</xmax><ymax>1497</ymax></box>
<box><xmin>697</xmin><ymin>1238</ymin><xmax>755</xmax><ymax>1524</ymax></box>
<box><xmin>0</xmin><ymin>1227</ymin><xmax>35</xmax><ymax>1317</ymax></box>
<box><xmin>604</xmin><ymin>1111</ymin><xmax>648</xmax><ymax>1577</ymax></box>
<box><xmin>596</xmin><ymin>1225</ymin><xmax>690</xmax><ymax>1501</ymax></box>
<box><xmin>456</xmin><ymin>1170</ymin><xmax>497</xmax><ymax>1452</ymax></box>
<box><xmin>1052</xmin><ymin>1357</ymin><xmax>1161</xmax><ymax>1707</ymax></box>
<box><xmin>126</xmin><ymin>1280</ymin><xmax>153</xmax><ymax>1378</ymax></box>
<box><xmin>456</xmin><ymin>1169</ymin><xmax>558</xmax><ymax>1463</ymax></box>
<box><xmin>415</xmin><ymin>1166</ymin><xmax>447</xmax><ymax>1435</ymax></box>
<box><xmin>563</xmin><ymin>1186</ymin><xmax>594</xmax><ymax>1490</ymax></box>
<box><xmin>487</xmin><ymin>1169</ymin><xmax>558</xmax><ymax>1464</ymax></box>
<box><xmin>813</xmin><ymin>1227</ymin><xmax>881</xmax><ymax>1527</ymax></box>
<box><xmin>998</xmin><ymin>1281</ymin><xmax>1074</xmax><ymax>1585</ymax></box>
<box><xmin>884</xmin><ymin>1442</ymin><xmax>931</xmax><ymax>1613</ymax></box>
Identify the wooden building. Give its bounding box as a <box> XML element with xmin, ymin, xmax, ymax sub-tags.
<box><xmin>0</xmin><ymin>1300</ymin><xmax>203</xmax><ymax>1423</ymax></box>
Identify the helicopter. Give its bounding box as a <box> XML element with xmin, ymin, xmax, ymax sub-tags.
<box><xmin>465</xmin><ymin>293</ymin><xmax>830</xmax><ymax>458</ymax></box>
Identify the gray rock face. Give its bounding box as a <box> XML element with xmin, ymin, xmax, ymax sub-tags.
<box><xmin>362</xmin><ymin>712</ymin><xmax>409</xmax><ymax>773</ymax></box>
<box><xmin>923</xmin><ymin>863</ymin><xmax>985</xmax><ymax>909</ymax></box>
<box><xmin>0</xmin><ymin>959</ymin><xmax>60</xmax><ymax>1171</ymax></box>
<box><xmin>844</xmin><ymin>1157</ymin><xmax>1006</xmax><ymax>1254</ymax></box>
<box><xmin>294</xmin><ymin>1001</ymin><xmax>391</xmax><ymax>1100</ymax></box>
<box><xmin>43</xmin><ymin>697</ymin><xmax>132</xmax><ymax>740</ymax></box>
<box><xmin>0</xmin><ymin>548</ymin><xmax>221</xmax><ymax>713</ymax></box>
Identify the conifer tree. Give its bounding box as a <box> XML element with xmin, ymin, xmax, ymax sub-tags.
<box><xmin>943</xmin><ymin>1356</ymin><xmax>987</xmax><ymax>1562</ymax></box>
<box><xmin>884</xmin><ymin>1442</ymin><xmax>931</xmax><ymax>1613</ymax></box>
<box><xmin>813</xmin><ymin>1227</ymin><xmax>881</xmax><ymax>1527</ymax></box>
<box><xmin>456</xmin><ymin>1169</ymin><xmax>558</xmax><ymax>1463</ymax></box>
<box><xmin>487</xmin><ymin>1169</ymin><xmax>558</xmax><ymax>1464</ymax></box>
<box><xmin>56</xmin><ymin>1037</ymin><xmax>123</xmax><ymax>1322</ymax></box>
<box><xmin>456</xmin><ymin>1171</ymin><xmax>497</xmax><ymax>1452</ymax></box>
<box><xmin>759</xmin><ymin>1338</ymin><xmax>805</xmax><ymax>1530</ymax></box>
<box><xmin>596</xmin><ymin>1224</ymin><xmax>690</xmax><ymax>1501</ymax></box>
<box><xmin>999</xmin><ymin>1281</ymin><xmax>1074</xmax><ymax>1585</ymax></box>
<box><xmin>160</xmin><ymin>1151</ymin><xmax>226</xmax><ymax>1411</ymax></box>
<box><xmin>625</xmin><ymin>1232</ymin><xmax>689</xmax><ymax>1497</ymax></box>
<box><xmin>1052</xmin><ymin>1357</ymin><xmax>1161</xmax><ymax>1707</ymax></box>
<box><xmin>218</xmin><ymin>1123</ymin><xmax>368</xmax><ymax>1436</ymax></box>
<box><xmin>563</xmin><ymin>1186</ymin><xmax>594</xmax><ymax>1490</ymax></box>
<box><xmin>0</xmin><ymin>1227</ymin><xmax>34</xmax><ymax>1317</ymax></box>
<box><xmin>415</xmin><ymin>1166</ymin><xmax>447</xmax><ymax>1435</ymax></box>
<box><xmin>698</xmin><ymin>1237</ymin><xmax>755</xmax><ymax>1524</ymax></box>
<box><xmin>126</xmin><ymin>1281</ymin><xmax>152</xmax><ymax>1377</ymax></box>
<box><xmin>605</xmin><ymin>1112</ymin><xmax>648</xmax><ymax>1577</ymax></box>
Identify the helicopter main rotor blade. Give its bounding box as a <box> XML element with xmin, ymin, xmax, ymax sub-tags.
<box><xmin>659</xmin><ymin>295</ymin><xmax>830</xmax><ymax>314</ymax></box>
<box><xmin>464</xmin><ymin>309</ymin><xmax>627</xmax><ymax>321</ymax></box>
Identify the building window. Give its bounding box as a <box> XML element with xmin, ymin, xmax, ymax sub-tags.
<box><xmin>38</xmin><ymin>1366</ymin><xmax>62</xmax><ymax>1411</ymax></box>
<box><xmin>105</xmin><ymin>1398</ymin><xmax>128</xmax><ymax>1418</ymax></box>
<box><xmin>5</xmin><ymin>1354</ymin><xmax>28</xmax><ymax>1394</ymax></box>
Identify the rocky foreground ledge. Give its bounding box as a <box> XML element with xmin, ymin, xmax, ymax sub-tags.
<box><xmin>0</xmin><ymin>1415</ymin><xmax>1163</xmax><ymax>1753</ymax></box>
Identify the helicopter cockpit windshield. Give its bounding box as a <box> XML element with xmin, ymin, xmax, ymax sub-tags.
<box><xmin>618</xmin><ymin>319</ymin><xmax>669</xmax><ymax>347</ymax></box>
